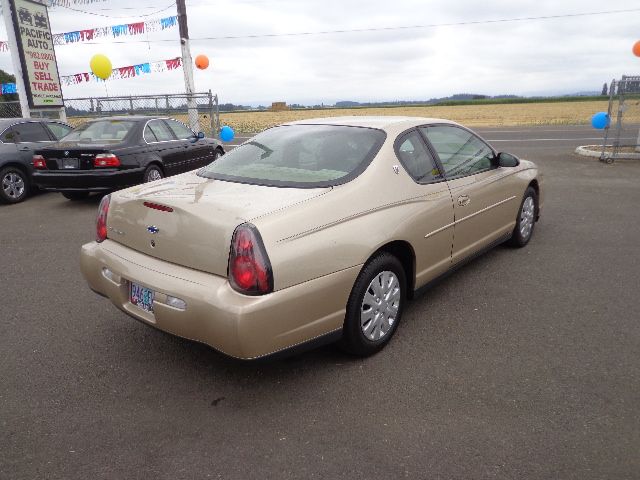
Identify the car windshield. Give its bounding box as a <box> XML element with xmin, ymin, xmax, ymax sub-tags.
<box><xmin>61</xmin><ymin>120</ymin><xmax>136</xmax><ymax>143</ymax></box>
<box><xmin>198</xmin><ymin>124</ymin><xmax>386</xmax><ymax>187</ymax></box>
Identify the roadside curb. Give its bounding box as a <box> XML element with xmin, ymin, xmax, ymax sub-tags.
<box><xmin>575</xmin><ymin>145</ymin><xmax>640</xmax><ymax>161</ymax></box>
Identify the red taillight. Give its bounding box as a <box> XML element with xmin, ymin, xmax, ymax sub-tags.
<box><xmin>96</xmin><ymin>194</ymin><xmax>110</xmax><ymax>243</ymax></box>
<box><xmin>228</xmin><ymin>223</ymin><xmax>273</xmax><ymax>295</ymax></box>
<box><xmin>33</xmin><ymin>155</ymin><xmax>46</xmax><ymax>169</ymax></box>
<box><xmin>94</xmin><ymin>153</ymin><xmax>120</xmax><ymax>168</ymax></box>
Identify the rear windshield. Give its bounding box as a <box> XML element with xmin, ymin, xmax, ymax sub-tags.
<box><xmin>62</xmin><ymin>120</ymin><xmax>136</xmax><ymax>143</ymax></box>
<box><xmin>198</xmin><ymin>124</ymin><xmax>386</xmax><ymax>188</ymax></box>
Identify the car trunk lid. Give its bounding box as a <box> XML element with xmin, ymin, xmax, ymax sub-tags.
<box><xmin>37</xmin><ymin>142</ymin><xmax>117</xmax><ymax>170</ymax></box>
<box><xmin>106</xmin><ymin>172</ymin><xmax>330</xmax><ymax>276</ymax></box>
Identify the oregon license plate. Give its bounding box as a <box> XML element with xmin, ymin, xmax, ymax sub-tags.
<box><xmin>130</xmin><ymin>282</ymin><xmax>154</xmax><ymax>312</ymax></box>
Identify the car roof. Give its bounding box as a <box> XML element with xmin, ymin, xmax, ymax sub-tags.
<box><xmin>86</xmin><ymin>115</ymin><xmax>170</xmax><ymax>122</ymax></box>
<box><xmin>0</xmin><ymin>117</ymin><xmax>65</xmax><ymax>127</ymax></box>
<box><xmin>283</xmin><ymin>116</ymin><xmax>459</xmax><ymax>130</ymax></box>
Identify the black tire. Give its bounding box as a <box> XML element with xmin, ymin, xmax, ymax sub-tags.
<box><xmin>341</xmin><ymin>252</ymin><xmax>407</xmax><ymax>356</ymax></box>
<box><xmin>143</xmin><ymin>164</ymin><xmax>164</xmax><ymax>183</ymax></box>
<box><xmin>0</xmin><ymin>166</ymin><xmax>30</xmax><ymax>204</ymax></box>
<box><xmin>62</xmin><ymin>191</ymin><xmax>90</xmax><ymax>201</ymax></box>
<box><xmin>508</xmin><ymin>186</ymin><xmax>538</xmax><ymax>248</ymax></box>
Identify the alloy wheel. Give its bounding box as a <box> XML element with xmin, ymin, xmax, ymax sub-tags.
<box><xmin>2</xmin><ymin>172</ymin><xmax>25</xmax><ymax>200</ymax></box>
<box><xmin>146</xmin><ymin>168</ymin><xmax>162</xmax><ymax>182</ymax></box>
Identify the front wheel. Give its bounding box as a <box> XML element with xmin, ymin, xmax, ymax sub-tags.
<box><xmin>341</xmin><ymin>253</ymin><xmax>406</xmax><ymax>356</ymax></box>
<box><xmin>0</xmin><ymin>166</ymin><xmax>29</xmax><ymax>204</ymax></box>
<box><xmin>508</xmin><ymin>186</ymin><xmax>538</xmax><ymax>247</ymax></box>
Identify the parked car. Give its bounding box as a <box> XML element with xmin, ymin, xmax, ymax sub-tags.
<box><xmin>80</xmin><ymin>116</ymin><xmax>542</xmax><ymax>360</ymax></box>
<box><xmin>0</xmin><ymin>118</ymin><xmax>73</xmax><ymax>204</ymax></box>
<box><xmin>32</xmin><ymin>116</ymin><xmax>224</xmax><ymax>200</ymax></box>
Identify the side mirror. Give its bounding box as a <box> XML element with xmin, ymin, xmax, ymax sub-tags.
<box><xmin>197</xmin><ymin>131</ymin><xmax>205</xmax><ymax>139</ymax></box>
<box><xmin>496</xmin><ymin>152</ymin><xmax>519</xmax><ymax>168</ymax></box>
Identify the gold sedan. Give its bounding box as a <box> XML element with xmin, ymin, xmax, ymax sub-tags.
<box><xmin>80</xmin><ymin>117</ymin><xmax>541</xmax><ymax>359</ymax></box>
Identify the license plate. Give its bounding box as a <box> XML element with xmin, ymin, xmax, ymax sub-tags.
<box><xmin>62</xmin><ymin>158</ymin><xmax>78</xmax><ymax>169</ymax></box>
<box><xmin>130</xmin><ymin>282</ymin><xmax>154</xmax><ymax>313</ymax></box>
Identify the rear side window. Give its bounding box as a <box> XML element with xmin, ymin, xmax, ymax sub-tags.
<box><xmin>146</xmin><ymin>120</ymin><xmax>174</xmax><ymax>142</ymax></box>
<box><xmin>0</xmin><ymin>127</ymin><xmax>16</xmax><ymax>143</ymax></box>
<box><xmin>11</xmin><ymin>122</ymin><xmax>51</xmax><ymax>142</ymax></box>
<box><xmin>47</xmin><ymin>122</ymin><xmax>72</xmax><ymax>140</ymax></box>
<box><xmin>165</xmin><ymin>119</ymin><xmax>194</xmax><ymax>139</ymax></box>
<box><xmin>395</xmin><ymin>130</ymin><xmax>442</xmax><ymax>183</ymax></box>
<box><xmin>144</xmin><ymin>125</ymin><xmax>158</xmax><ymax>142</ymax></box>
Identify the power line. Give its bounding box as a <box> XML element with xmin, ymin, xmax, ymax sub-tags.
<box><xmin>76</xmin><ymin>5</ymin><xmax>174</xmax><ymax>11</ymax></box>
<box><xmin>52</xmin><ymin>7</ymin><xmax>640</xmax><ymax>45</ymax></box>
<box><xmin>57</xmin><ymin>2</ymin><xmax>176</xmax><ymax>19</ymax></box>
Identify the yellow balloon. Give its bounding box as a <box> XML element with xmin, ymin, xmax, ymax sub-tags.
<box><xmin>90</xmin><ymin>54</ymin><xmax>112</xmax><ymax>80</ymax></box>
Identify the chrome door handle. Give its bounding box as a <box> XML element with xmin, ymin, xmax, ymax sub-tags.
<box><xmin>457</xmin><ymin>195</ymin><xmax>470</xmax><ymax>206</ymax></box>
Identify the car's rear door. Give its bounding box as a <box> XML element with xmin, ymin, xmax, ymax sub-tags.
<box><xmin>143</xmin><ymin>119</ymin><xmax>186</xmax><ymax>176</ymax></box>
<box><xmin>5</xmin><ymin>121</ymin><xmax>57</xmax><ymax>172</ymax></box>
<box><xmin>163</xmin><ymin>118</ymin><xmax>212</xmax><ymax>171</ymax></box>
<box><xmin>420</xmin><ymin>125</ymin><xmax>522</xmax><ymax>265</ymax></box>
<box><xmin>394</xmin><ymin>129</ymin><xmax>455</xmax><ymax>286</ymax></box>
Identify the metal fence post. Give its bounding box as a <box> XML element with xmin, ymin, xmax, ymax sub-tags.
<box><xmin>601</xmin><ymin>78</ymin><xmax>616</xmax><ymax>162</ymax></box>
<box><xmin>214</xmin><ymin>94</ymin><xmax>220</xmax><ymax>135</ymax></box>
<box><xmin>208</xmin><ymin>90</ymin><xmax>214</xmax><ymax>135</ymax></box>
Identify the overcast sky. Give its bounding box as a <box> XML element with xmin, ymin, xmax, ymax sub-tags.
<box><xmin>1</xmin><ymin>0</ymin><xmax>639</xmax><ymax>105</ymax></box>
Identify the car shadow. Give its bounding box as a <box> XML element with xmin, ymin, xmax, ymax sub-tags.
<box><xmin>58</xmin><ymin>192</ymin><xmax>106</xmax><ymax>209</ymax></box>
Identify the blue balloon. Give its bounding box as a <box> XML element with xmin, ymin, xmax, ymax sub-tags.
<box><xmin>220</xmin><ymin>125</ymin><xmax>235</xmax><ymax>142</ymax></box>
<box><xmin>591</xmin><ymin>112</ymin><xmax>610</xmax><ymax>129</ymax></box>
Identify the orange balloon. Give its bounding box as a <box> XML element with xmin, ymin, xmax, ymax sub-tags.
<box><xmin>195</xmin><ymin>54</ymin><xmax>209</xmax><ymax>70</ymax></box>
<box><xmin>633</xmin><ymin>41</ymin><xmax>640</xmax><ymax>57</ymax></box>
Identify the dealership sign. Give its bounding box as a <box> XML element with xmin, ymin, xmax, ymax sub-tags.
<box><xmin>9</xmin><ymin>0</ymin><xmax>63</xmax><ymax>108</ymax></box>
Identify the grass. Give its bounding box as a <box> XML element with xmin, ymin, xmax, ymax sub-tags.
<box><xmin>218</xmin><ymin>100</ymin><xmax>639</xmax><ymax>133</ymax></box>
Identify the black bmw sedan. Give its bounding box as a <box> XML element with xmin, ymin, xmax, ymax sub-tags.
<box><xmin>32</xmin><ymin>116</ymin><xmax>224</xmax><ymax>200</ymax></box>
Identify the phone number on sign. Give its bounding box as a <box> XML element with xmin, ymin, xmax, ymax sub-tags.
<box><xmin>27</xmin><ymin>51</ymin><xmax>55</xmax><ymax>61</ymax></box>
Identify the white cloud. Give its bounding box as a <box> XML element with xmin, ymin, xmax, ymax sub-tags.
<box><xmin>1</xmin><ymin>0</ymin><xmax>639</xmax><ymax>104</ymax></box>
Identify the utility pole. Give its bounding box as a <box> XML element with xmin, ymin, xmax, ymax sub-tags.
<box><xmin>1</xmin><ymin>0</ymin><xmax>30</xmax><ymax>118</ymax></box>
<box><xmin>176</xmin><ymin>0</ymin><xmax>199</xmax><ymax>131</ymax></box>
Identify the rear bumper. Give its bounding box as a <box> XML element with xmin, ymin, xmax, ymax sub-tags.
<box><xmin>80</xmin><ymin>239</ymin><xmax>359</xmax><ymax>360</ymax></box>
<box><xmin>32</xmin><ymin>167</ymin><xmax>145</xmax><ymax>192</ymax></box>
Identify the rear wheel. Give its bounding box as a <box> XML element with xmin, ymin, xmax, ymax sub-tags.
<box><xmin>508</xmin><ymin>186</ymin><xmax>538</xmax><ymax>247</ymax></box>
<box><xmin>144</xmin><ymin>164</ymin><xmax>163</xmax><ymax>183</ymax></box>
<box><xmin>0</xmin><ymin>166</ymin><xmax>29</xmax><ymax>204</ymax></box>
<box><xmin>62</xmin><ymin>191</ymin><xmax>90</xmax><ymax>201</ymax></box>
<box><xmin>341</xmin><ymin>253</ymin><xmax>406</xmax><ymax>356</ymax></box>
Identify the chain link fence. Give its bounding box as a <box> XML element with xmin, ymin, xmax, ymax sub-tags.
<box><xmin>0</xmin><ymin>101</ymin><xmax>22</xmax><ymax>118</ymax></box>
<box><xmin>65</xmin><ymin>91</ymin><xmax>221</xmax><ymax>136</ymax></box>
<box><xmin>601</xmin><ymin>76</ymin><xmax>640</xmax><ymax>163</ymax></box>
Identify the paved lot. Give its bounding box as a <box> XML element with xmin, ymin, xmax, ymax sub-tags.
<box><xmin>1</xmin><ymin>125</ymin><xmax>639</xmax><ymax>479</ymax></box>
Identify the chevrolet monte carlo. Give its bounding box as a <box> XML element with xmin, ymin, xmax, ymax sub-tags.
<box><xmin>80</xmin><ymin>116</ymin><xmax>541</xmax><ymax>360</ymax></box>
